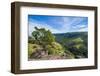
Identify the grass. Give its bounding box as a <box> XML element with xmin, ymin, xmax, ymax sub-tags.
<box><xmin>28</xmin><ymin>43</ymin><xmax>43</xmax><ymax>57</ymax></box>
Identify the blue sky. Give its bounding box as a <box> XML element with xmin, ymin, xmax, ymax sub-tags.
<box><xmin>28</xmin><ymin>15</ymin><xmax>88</xmax><ymax>36</ymax></box>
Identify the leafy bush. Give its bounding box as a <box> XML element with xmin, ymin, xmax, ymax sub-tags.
<box><xmin>28</xmin><ymin>43</ymin><xmax>43</xmax><ymax>57</ymax></box>
<box><xmin>32</xmin><ymin>27</ymin><xmax>55</xmax><ymax>45</ymax></box>
<box><xmin>46</xmin><ymin>42</ymin><xmax>64</xmax><ymax>56</ymax></box>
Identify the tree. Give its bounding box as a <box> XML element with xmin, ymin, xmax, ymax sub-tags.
<box><xmin>32</xmin><ymin>27</ymin><xmax>55</xmax><ymax>51</ymax></box>
<box><xmin>31</xmin><ymin>27</ymin><xmax>65</xmax><ymax>56</ymax></box>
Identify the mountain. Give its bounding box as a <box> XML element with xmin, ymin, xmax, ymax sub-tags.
<box><xmin>53</xmin><ymin>32</ymin><xmax>88</xmax><ymax>58</ymax></box>
<box><xmin>54</xmin><ymin>32</ymin><xmax>87</xmax><ymax>41</ymax></box>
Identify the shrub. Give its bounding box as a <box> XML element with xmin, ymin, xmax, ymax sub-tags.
<box><xmin>28</xmin><ymin>43</ymin><xmax>43</xmax><ymax>57</ymax></box>
<box><xmin>46</xmin><ymin>42</ymin><xmax>64</xmax><ymax>56</ymax></box>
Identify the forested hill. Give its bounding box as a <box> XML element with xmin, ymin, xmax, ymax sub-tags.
<box><xmin>53</xmin><ymin>32</ymin><xmax>88</xmax><ymax>58</ymax></box>
<box><xmin>53</xmin><ymin>32</ymin><xmax>87</xmax><ymax>40</ymax></box>
<box><xmin>28</xmin><ymin>27</ymin><xmax>88</xmax><ymax>60</ymax></box>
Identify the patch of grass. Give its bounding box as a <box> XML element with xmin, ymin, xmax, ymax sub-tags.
<box><xmin>74</xmin><ymin>44</ymin><xmax>84</xmax><ymax>49</ymax></box>
<box><xmin>72</xmin><ymin>37</ymin><xmax>83</xmax><ymax>43</ymax></box>
<box><xmin>28</xmin><ymin>43</ymin><xmax>42</xmax><ymax>57</ymax></box>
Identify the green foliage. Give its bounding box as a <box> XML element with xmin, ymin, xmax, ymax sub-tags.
<box><xmin>28</xmin><ymin>43</ymin><xmax>34</xmax><ymax>57</ymax></box>
<box><xmin>29</xmin><ymin>27</ymin><xmax>66</xmax><ymax>59</ymax></box>
<box><xmin>28</xmin><ymin>36</ymin><xmax>34</xmax><ymax>43</ymax></box>
<box><xmin>46</xmin><ymin>42</ymin><xmax>64</xmax><ymax>56</ymax></box>
<box><xmin>54</xmin><ymin>32</ymin><xmax>88</xmax><ymax>58</ymax></box>
<box><xmin>32</xmin><ymin>27</ymin><xmax>55</xmax><ymax>45</ymax></box>
<box><xmin>66</xmin><ymin>38</ymin><xmax>87</xmax><ymax>58</ymax></box>
<box><xmin>72</xmin><ymin>37</ymin><xmax>83</xmax><ymax>43</ymax></box>
<box><xmin>28</xmin><ymin>27</ymin><xmax>87</xmax><ymax>60</ymax></box>
<box><xmin>28</xmin><ymin>43</ymin><xmax>43</xmax><ymax>57</ymax></box>
<box><xmin>64</xmin><ymin>50</ymin><xmax>75</xmax><ymax>59</ymax></box>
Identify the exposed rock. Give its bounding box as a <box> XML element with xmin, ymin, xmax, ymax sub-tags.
<box><xmin>30</xmin><ymin>49</ymin><xmax>48</xmax><ymax>59</ymax></box>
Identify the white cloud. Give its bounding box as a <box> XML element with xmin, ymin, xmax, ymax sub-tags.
<box><xmin>72</xmin><ymin>24</ymin><xmax>87</xmax><ymax>29</ymax></box>
<box><xmin>77</xmin><ymin>27</ymin><xmax>88</xmax><ymax>32</ymax></box>
<box><xmin>60</xmin><ymin>17</ymin><xmax>88</xmax><ymax>32</ymax></box>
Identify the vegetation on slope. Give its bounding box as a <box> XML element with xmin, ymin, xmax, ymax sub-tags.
<box><xmin>28</xmin><ymin>27</ymin><xmax>87</xmax><ymax>60</ymax></box>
